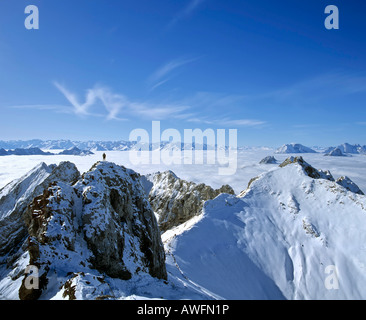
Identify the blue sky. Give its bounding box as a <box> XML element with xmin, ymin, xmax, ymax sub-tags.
<box><xmin>0</xmin><ymin>0</ymin><xmax>366</xmax><ymax>147</ymax></box>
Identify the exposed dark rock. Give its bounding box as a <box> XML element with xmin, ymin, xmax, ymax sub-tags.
<box><xmin>146</xmin><ymin>171</ymin><xmax>235</xmax><ymax>232</ymax></box>
<box><xmin>336</xmin><ymin>176</ymin><xmax>364</xmax><ymax>195</ymax></box>
<box><xmin>0</xmin><ymin>162</ymin><xmax>79</xmax><ymax>258</ymax></box>
<box><xmin>279</xmin><ymin>156</ymin><xmax>335</xmax><ymax>181</ymax></box>
<box><xmin>259</xmin><ymin>156</ymin><xmax>277</xmax><ymax>164</ymax></box>
<box><xmin>15</xmin><ymin>161</ymin><xmax>167</xmax><ymax>299</ymax></box>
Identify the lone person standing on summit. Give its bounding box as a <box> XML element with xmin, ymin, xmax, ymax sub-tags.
<box><xmin>103</xmin><ymin>153</ymin><xmax>106</xmax><ymax>161</ymax></box>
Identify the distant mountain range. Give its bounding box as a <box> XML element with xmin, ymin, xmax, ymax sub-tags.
<box><xmin>324</xmin><ymin>143</ymin><xmax>366</xmax><ymax>155</ymax></box>
<box><xmin>58</xmin><ymin>147</ymin><xmax>94</xmax><ymax>156</ymax></box>
<box><xmin>275</xmin><ymin>143</ymin><xmax>317</xmax><ymax>154</ymax></box>
<box><xmin>0</xmin><ymin>147</ymin><xmax>53</xmax><ymax>156</ymax></box>
<box><xmin>0</xmin><ymin>139</ymin><xmax>255</xmax><ymax>152</ymax></box>
<box><xmin>275</xmin><ymin>142</ymin><xmax>366</xmax><ymax>155</ymax></box>
<box><xmin>0</xmin><ymin>139</ymin><xmax>134</xmax><ymax>151</ymax></box>
<box><xmin>0</xmin><ymin>140</ymin><xmax>365</xmax><ymax>155</ymax></box>
<box><xmin>0</xmin><ymin>146</ymin><xmax>94</xmax><ymax>156</ymax></box>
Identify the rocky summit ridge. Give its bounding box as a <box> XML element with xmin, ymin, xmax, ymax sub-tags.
<box><xmin>1</xmin><ymin>156</ymin><xmax>366</xmax><ymax>300</ymax></box>
<box><xmin>0</xmin><ymin>161</ymin><xmax>167</xmax><ymax>300</ymax></box>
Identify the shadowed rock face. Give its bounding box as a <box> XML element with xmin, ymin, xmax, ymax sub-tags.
<box><xmin>259</xmin><ymin>156</ymin><xmax>277</xmax><ymax>164</ymax></box>
<box><xmin>1</xmin><ymin>161</ymin><xmax>167</xmax><ymax>300</ymax></box>
<box><xmin>144</xmin><ymin>171</ymin><xmax>235</xmax><ymax>232</ymax></box>
<box><xmin>0</xmin><ymin>161</ymin><xmax>80</xmax><ymax>257</ymax></box>
<box><xmin>336</xmin><ymin>176</ymin><xmax>364</xmax><ymax>195</ymax></box>
<box><xmin>76</xmin><ymin>162</ymin><xmax>166</xmax><ymax>281</ymax></box>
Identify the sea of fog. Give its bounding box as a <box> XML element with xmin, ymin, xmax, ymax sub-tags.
<box><xmin>0</xmin><ymin>150</ymin><xmax>365</xmax><ymax>195</ymax></box>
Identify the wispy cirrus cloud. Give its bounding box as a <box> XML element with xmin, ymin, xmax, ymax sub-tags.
<box><xmin>54</xmin><ymin>82</ymin><xmax>128</xmax><ymax>120</ymax></box>
<box><xmin>248</xmin><ymin>72</ymin><xmax>366</xmax><ymax>104</ymax></box>
<box><xmin>167</xmin><ymin>0</ymin><xmax>206</xmax><ymax>29</ymax></box>
<box><xmin>53</xmin><ymin>82</ymin><xmax>192</xmax><ymax>121</ymax></box>
<box><xmin>187</xmin><ymin>117</ymin><xmax>266</xmax><ymax>127</ymax></box>
<box><xmin>11</xmin><ymin>82</ymin><xmax>267</xmax><ymax>128</ymax></box>
<box><xmin>147</xmin><ymin>56</ymin><xmax>200</xmax><ymax>91</ymax></box>
<box><xmin>177</xmin><ymin>91</ymin><xmax>267</xmax><ymax>127</ymax></box>
<box><xmin>54</xmin><ymin>82</ymin><xmax>94</xmax><ymax>116</ymax></box>
<box><xmin>218</xmin><ymin>118</ymin><xmax>266</xmax><ymax>127</ymax></box>
<box><xmin>9</xmin><ymin>104</ymin><xmax>73</xmax><ymax>113</ymax></box>
<box><xmin>129</xmin><ymin>102</ymin><xmax>191</xmax><ymax>119</ymax></box>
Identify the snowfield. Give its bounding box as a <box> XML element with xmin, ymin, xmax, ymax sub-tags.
<box><xmin>163</xmin><ymin>162</ymin><xmax>366</xmax><ymax>299</ymax></box>
<box><xmin>0</xmin><ymin>149</ymin><xmax>366</xmax><ymax>300</ymax></box>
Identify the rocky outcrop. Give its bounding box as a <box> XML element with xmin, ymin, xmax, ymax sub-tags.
<box><xmin>0</xmin><ymin>162</ymin><xmax>80</xmax><ymax>257</ymax></box>
<box><xmin>1</xmin><ymin>161</ymin><xmax>167</xmax><ymax>300</ymax></box>
<box><xmin>279</xmin><ymin>156</ymin><xmax>334</xmax><ymax>181</ymax></box>
<box><xmin>145</xmin><ymin>171</ymin><xmax>235</xmax><ymax>232</ymax></box>
<box><xmin>336</xmin><ymin>176</ymin><xmax>364</xmax><ymax>195</ymax></box>
<box><xmin>259</xmin><ymin>156</ymin><xmax>277</xmax><ymax>164</ymax></box>
<box><xmin>76</xmin><ymin>162</ymin><xmax>166</xmax><ymax>281</ymax></box>
<box><xmin>279</xmin><ymin>156</ymin><xmax>363</xmax><ymax>195</ymax></box>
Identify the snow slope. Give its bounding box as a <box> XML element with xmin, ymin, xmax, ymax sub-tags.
<box><xmin>275</xmin><ymin>143</ymin><xmax>317</xmax><ymax>154</ymax></box>
<box><xmin>163</xmin><ymin>160</ymin><xmax>366</xmax><ymax>299</ymax></box>
<box><xmin>324</xmin><ymin>148</ymin><xmax>346</xmax><ymax>157</ymax></box>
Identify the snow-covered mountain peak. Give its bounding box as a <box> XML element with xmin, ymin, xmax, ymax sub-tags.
<box><xmin>279</xmin><ymin>156</ymin><xmax>335</xmax><ymax>181</ymax></box>
<box><xmin>1</xmin><ymin>161</ymin><xmax>167</xmax><ymax>300</ymax></box>
<box><xmin>276</xmin><ymin>156</ymin><xmax>364</xmax><ymax>195</ymax></box>
<box><xmin>324</xmin><ymin>147</ymin><xmax>346</xmax><ymax>157</ymax></box>
<box><xmin>324</xmin><ymin>143</ymin><xmax>366</xmax><ymax>155</ymax></box>
<box><xmin>164</xmin><ymin>158</ymin><xmax>366</xmax><ymax>299</ymax></box>
<box><xmin>275</xmin><ymin>143</ymin><xmax>317</xmax><ymax>154</ymax></box>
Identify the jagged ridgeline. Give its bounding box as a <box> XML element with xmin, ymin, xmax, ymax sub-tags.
<box><xmin>1</xmin><ymin>156</ymin><xmax>366</xmax><ymax>300</ymax></box>
<box><xmin>141</xmin><ymin>171</ymin><xmax>235</xmax><ymax>232</ymax></box>
<box><xmin>0</xmin><ymin>161</ymin><xmax>167</xmax><ymax>300</ymax></box>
